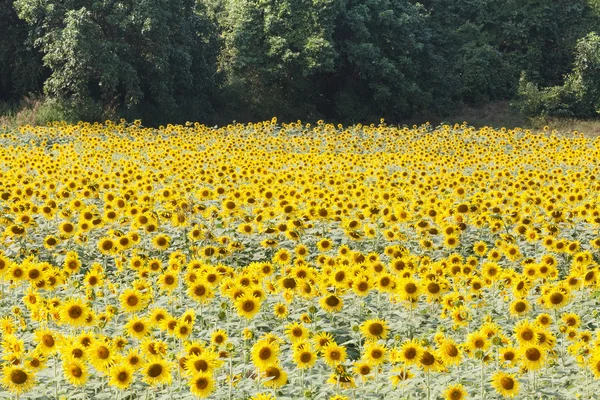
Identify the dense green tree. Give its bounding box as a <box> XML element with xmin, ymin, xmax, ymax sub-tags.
<box><xmin>14</xmin><ymin>0</ymin><xmax>220</xmax><ymax>123</ymax></box>
<box><xmin>0</xmin><ymin>0</ymin><xmax>45</xmax><ymax>101</ymax></box>
<box><xmin>517</xmin><ymin>32</ymin><xmax>600</xmax><ymax>118</ymax></box>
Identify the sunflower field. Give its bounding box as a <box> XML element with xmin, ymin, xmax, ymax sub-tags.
<box><xmin>1</xmin><ymin>120</ymin><xmax>600</xmax><ymax>399</ymax></box>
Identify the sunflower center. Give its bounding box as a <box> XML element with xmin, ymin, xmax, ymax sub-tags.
<box><xmin>325</xmin><ymin>295</ymin><xmax>340</xmax><ymax>307</ymax></box>
<box><xmin>514</xmin><ymin>302</ymin><xmax>526</xmax><ymax>312</ymax></box>
<box><xmin>421</xmin><ymin>351</ymin><xmax>435</xmax><ymax>366</ymax></box>
<box><xmin>42</xmin><ymin>334</ymin><xmax>55</xmax><ymax>347</ymax></box>
<box><xmin>195</xmin><ymin>360</ymin><xmax>208</xmax><ymax>371</ymax></box>
<box><xmin>550</xmin><ymin>293</ymin><xmax>564</xmax><ymax>305</ymax></box>
<box><xmin>127</xmin><ymin>295</ymin><xmax>139</xmax><ymax>306</ymax></box>
<box><xmin>427</xmin><ymin>282</ymin><xmax>440</xmax><ymax>294</ymax></box>
<box><xmin>300</xmin><ymin>352</ymin><xmax>311</xmax><ymax>362</ymax></box>
<box><xmin>195</xmin><ymin>377</ymin><xmax>209</xmax><ymax>389</ymax></box>
<box><xmin>368</xmin><ymin>323</ymin><xmax>384</xmax><ymax>336</ymax></box>
<box><xmin>525</xmin><ymin>348</ymin><xmax>541</xmax><ymax>361</ymax></box>
<box><xmin>10</xmin><ymin>369</ymin><xmax>28</xmax><ymax>384</ymax></box>
<box><xmin>447</xmin><ymin>345</ymin><xmax>458</xmax><ymax>357</ymax></box>
<box><xmin>500</xmin><ymin>377</ymin><xmax>514</xmax><ymax>390</ymax></box>
<box><xmin>133</xmin><ymin>322</ymin><xmax>145</xmax><ymax>332</ymax></box>
<box><xmin>148</xmin><ymin>364</ymin><xmax>163</xmax><ymax>378</ymax></box>
<box><xmin>259</xmin><ymin>348</ymin><xmax>272</xmax><ymax>360</ymax></box>
<box><xmin>118</xmin><ymin>371</ymin><xmax>129</xmax><ymax>382</ymax></box>
<box><xmin>97</xmin><ymin>346</ymin><xmax>109</xmax><ymax>359</ymax></box>
<box><xmin>242</xmin><ymin>300</ymin><xmax>255</xmax><ymax>312</ymax></box>
<box><xmin>68</xmin><ymin>305</ymin><xmax>83</xmax><ymax>319</ymax></box>
<box><xmin>405</xmin><ymin>283</ymin><xmax>417</xmax><ymax>294</ymax></box>
<box><xmin>71</xmin><ymin>366</ymin><xmax>83</xmax><ymax>378</ymax></box>
<box><xmin>405</xmin><ymin>348</ymin><xmax>417</xmax><ymax>359</ymax></box>
<box><xmin>265</xmin><ymin>366</ymin><xmax>280</xmax><ymax>379</ymax></box>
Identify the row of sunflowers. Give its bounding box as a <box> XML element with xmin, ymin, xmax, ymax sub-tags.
<box><xmin>1</xmin><ymin>120</ymin><xmax>600</xmax><ymax>399</ymax></box>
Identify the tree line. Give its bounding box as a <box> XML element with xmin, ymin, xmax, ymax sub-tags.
<box><xmin>2</xmin><ymin>0</ymin><xmax>600</xmax><ymax>125</ymax></box>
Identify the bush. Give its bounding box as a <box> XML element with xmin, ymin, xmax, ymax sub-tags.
<box><xmin>516</xmin><ymin>32</ymin><xmax>600</xmax><ymax>118</ymax></box>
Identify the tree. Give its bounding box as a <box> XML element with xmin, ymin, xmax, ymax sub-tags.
<box><xmin>0</xmin><ymin>0</ymin><xmax>45</xmax><ymax>102</ymax></box>
<box><xmin>14</xmin><ymin>0</ymin><xmax>220</xmax><ymax>123</ymax></box>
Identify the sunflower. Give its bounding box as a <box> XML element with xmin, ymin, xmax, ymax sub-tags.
<box><xmin>509</xmin><ymin>298</ymin><xmax>530</xmax><ymax>317</ymax></box>
<box><xmin>589</xmin><ymin>351</ymin><xmax>600</xmax><ymax>378</ymax></box>
<box><xmin>125</xmin><ymin>316</ymin><xmax>150</xmax><ymax>339</ymax></box>
<box><xmin>109</xmin><ymin>364</ymin><xmax>134</xmax><ymax>390</ymax></box>
<box><xmin>389</xmin><ymin>366</ymin><xmax>414</xmax><ymax>386</ymax></box>
<box><xmin>285</xmin><ymin>322</ymin><xmax>309</xmax><ymax>343</ymax></box>
<box><xmin>518</xmin><ymin>344</ymin><xmax>546</xmax><ymax>371</ymax></box>
<box><xmin>353</xmin><ymin>360</ymin><xmax>373</xmax><ymax>380</ymax></box>
<box><xmin>158</xmin><ymin>272</ymin><xmax>178</xmax><ymax>293</ymax></box>
<box><xmin>273</xmin><ymin>302</ymin><xmax>289</xmax><ymax>319</ymax></box>
<box><xmin>211</xmin><ymin>329</ymin><xmax>228</xmax><ymax>347</ymax></box>
<box><xmin>152</xmin><ymin>234</ymin><xmax>171</xmax><ymax>251</ymax></box>
<box><xmin>363</xmin><ymin>342</ymin><xmax>387</xmax><ymax>365</ymax></box>
<box><xmin>293</xmin><ymin>346</ymin><xmax>316</xmax><ymax>369</ymax></box>
<box><xmin>235</xmin><ymin>293</ymin><xmax>261</xmax><ymax>319</ymax></box>
<box><xmin>319</xmin><ymin>294</ymin><xmax>344</xmax><ymax>313</ymax></box>
<box><xmin>62</xmin><ymin>359</ymin><xmax>88</xmax><ymax>386</ymax></box>
<box><xmin>491</xmin><ymin>371</ymin><xmax>519</xmax><ymax>398</ymax></box>
<box><xmin>499</xmin><ymin>346</ymin><xmax>517</xmax><ymax>366</ymax></box>
<box><xmin>119</xmin><ymin>288</ymin><xmax>148</xmax><ymax>313</ymax></box>
<box><xmin>1</xmin><ymin>365</ymin><xmax>35</xmax><ymax>394</ymax></box>
<box><xmin>444</xmin><ymin>384</ymin><xmax>468</xmax><ymax>400</ymax></box>
<box><xmin>125</xmin><ymin>349</ymin><xmax>143</xmax><ymax>371</ymax></box>
<box><xmin>322</xmin><ymin>343</ymin><xmax>347</xmax><ymax>366</ymax></box>
<box><xmin>252</xmin><ymin>339</ymin><xmax>280</xmax><ymax>371</ymax></box>
<box><xmin>262</xmin><ymin>364</ymin><xmax>288</xmax><ymax>388</ymax></box>
<box><xmin>60</xmin><ymin>298</ymin><xmax>89</xmax><ymax>326</ymax></box>
<box><xmin>360</xmin><ymin>319</ymin><xmax>389</xmax><ymax>341</ymax></box>
<box><xmin>189</xmin><ymin>372</ymin><xmax>216</xmax><ymax>398</ymax></box>
<box><xmin>88</xmin><ymin>341</ymin><xmax>115</xmax><ymax>372</ymax></box>
<box><xmin>313</xmin><ymin>332</ymin><xmax>335</xmax><ymax>351</ymax></box>
<box><xmin>438</xmin><ymin>339</ymin><xmax>462</xmax><ymax>366</ymax></box>
<box><xmin>397</xmin><ymin>339</ymin><xmax>423</xmax><ymax>365</ymax></box>
<box><xmin>97</xmin><ymin>237</ymin><xmax>116</xmax><ymax>255</ymax></box>
<box><xmin>187</xmin><ymin>283</ymin><xmax>214</xmax><ymax>304</ymax></box>
<box><xmin>142</xmin><ymin>357</ymin><xmax>172</xmax><ymax>386</ymax></box>
<box><xmin>185</xmin><ymin>351</ymin><xmax>222</xmax><ymax>376</ymax></box>
<box><xmin>34</xmin><ymin>329</ymin><xmax>59</xmax><ymax>356</ymax></box>
<box><xmin>396</xmin><ymin>277</ymin><xmax>421</xmax><ymax>302</ymax></box>
<box><xmin>418</xmin><ymin>349</ymin><xmax>443</xmax><ymax>372</ymax></box>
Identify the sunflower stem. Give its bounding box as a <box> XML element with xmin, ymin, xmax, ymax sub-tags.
<box><xmin>480</xmin><ymin>358</ymin><xmax>485</xmax><ymax>400</ymax></box>
<box><xmin>426</xmin><ymin>370</ymin><xmax>431</xmax><ymax>400</ymax></box>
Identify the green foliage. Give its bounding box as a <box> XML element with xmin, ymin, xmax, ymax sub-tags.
<box><xmin>516</xmin><ymin>33</ymin><xmax>600</xmax><ymax>118</ymax></box>
<box><xmin>3</xmin><ymin>0</ymin><xmax>600</xmax><ymax>123</ymax></box>
<box><xmin>0</xmin><ymin>0</ymin><xmax>45</xmax><ymax>101</ymax></box>
<box><xmin>13</xmin><ymin>0</ymin><xmax>220</xmax><ymax>124</ymax></box>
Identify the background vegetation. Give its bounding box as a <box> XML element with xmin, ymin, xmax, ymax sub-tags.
<box><xmin>2</xmin><ymin>0</ymin><xmax>600</xmax><ymax>126</ymax></box>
